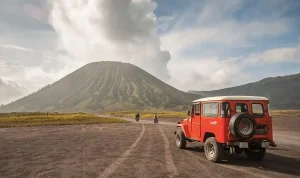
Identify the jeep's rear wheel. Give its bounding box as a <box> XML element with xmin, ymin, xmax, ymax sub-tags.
<box><xmin>245</xmin><ymin>148</ymin><xmax>266</xmax><ymax>161</ymax></box>
<box><xmin>175</xmin><ymin>130</ymin><xmax>186</xmax><ymax>149</ymax></box>
<box><xmin>204</xmin><ymin>137</ymin><xmax>224</xmax><ymax>163</ymax></box>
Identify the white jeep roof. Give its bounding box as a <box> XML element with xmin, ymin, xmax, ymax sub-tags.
<box><xmin>193</xmin><ymin>96</ymin><xmax>269</xmax><ymax>103</ymax></box>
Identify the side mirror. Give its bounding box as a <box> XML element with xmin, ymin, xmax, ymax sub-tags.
<box><xmin>187</xmin><ymin>110</ymin><xmax>190</xmax><ymax>116</ymax></box>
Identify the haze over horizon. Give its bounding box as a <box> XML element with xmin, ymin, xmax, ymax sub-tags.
<box><xmin>1</xmin><ymin>0</ymin><xmax>300</xmax><ymax>105</ymax></box>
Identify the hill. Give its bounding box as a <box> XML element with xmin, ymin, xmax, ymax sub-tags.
<box><xmin>189</xmin><ymin>73</ymin><xmax>300</xmax><ymax>109</ymax></box>
<box><xmin>0</xmin><ymin>61</ymin><xmax>200</xmax><ymax>113</ymax></box>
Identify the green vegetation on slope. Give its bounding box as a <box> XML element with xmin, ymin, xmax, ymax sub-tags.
<box><xmin>0</xmin><ymin>61</ymin><xmax>200</xmax><ymax>113</ymax></box>
<box><xmin>0</xmin><ymin>112</ymin><xmax>128</xmax><ymax>128</ymax></box>
<box><xmin>189</xmin><ymin>73</ymin><xmax>300</xmax><ymax>109</ymax></box>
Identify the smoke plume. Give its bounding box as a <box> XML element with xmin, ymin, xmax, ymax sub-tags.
<box><xmin>50</xmin><ymin>0</ymin><xmax>171</xmax><ymax>81</ymax></box>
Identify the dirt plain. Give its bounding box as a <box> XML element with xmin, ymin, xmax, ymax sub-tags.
<box><xmin>0</xmin><ymin>116</ymin><xmax>299</xmax><ymax>178</ymax></box>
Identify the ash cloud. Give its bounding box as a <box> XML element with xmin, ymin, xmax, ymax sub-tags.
<box><xmin>49</xmin><ymin>0</ymin><xmax>171</xmax><ymax>81</ymax></box>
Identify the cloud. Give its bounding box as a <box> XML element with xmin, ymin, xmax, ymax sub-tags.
<box><xmin>0</xmin><ymin>56</ymin><xmax>73</xmax><ymax>105</ymax></box>
<box><xmin>161</xmin><ymin>20</ymin><xmax>289</xmax><ymax>58</ymax></box>
<box><xmin>49</xmin><ymin>0</ymin><xmax>171</xmax><ymax>81</ymax></box>
<box><xmin>246</xmin><ymin>46</ymin><xmax>300</xmax><ymax>63</ymax></box>
<box><xmin>0</xmin><ymin>60</ymin><xmax>25</xmax><ymax>82</ymax></box>
<box><xmin>196</xmin><ymin>0</ymin><xmax>243</xmax><ymax>24</ymax></box>
<box><xmin>0</xmin><ymin>78</ymin><xmax>29</xmax><ymax>105</ymax></box>
<box><xmin>24</xmin><ymin>3</ymin><xmax>49</xmax><ymax>23</ymax></box>
<box><xmin>0</xmin><ymin>44</ymin><xmax>33</xmax><ymax>51</ymax></box>
<box><xmin>156</xmin><ymin>15</ymin><xmax>176</xmax><ymax>33</ymax></box>
<box><xmin>167</xmin><ymin>56</ymin><xmax>250</xmax><ymax>91</ymax></box>
<box><xmin>168</xmin><ymin>44</ymin><xmax>300</xmax><ymax>91</ymax></box>
<box><xmin>160</xmin><ymin>0</ymin><xmax>297</xmax><ymax>91</ymax></box>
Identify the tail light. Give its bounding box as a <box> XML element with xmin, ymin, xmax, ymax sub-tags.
<box><xmin>267</xmin><ymin>103</ymin><xmax>272</xmax><ymax>117</ymax></box>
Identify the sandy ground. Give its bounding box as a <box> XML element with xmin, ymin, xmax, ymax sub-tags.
<box><xmin>0</xmin><ymin>116</ymin><xmax>299</xmax><ymax>178</ymax></box>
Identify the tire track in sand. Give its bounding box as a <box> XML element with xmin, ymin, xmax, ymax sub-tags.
<box><xmin>158</xmin><ymin>125</ymin><xmax>179</xmax><ymax>178</ymax></box>
<box><xmin>98</xmin><ymin>124</ymin><xmax>145</xmax><ymax>178</ymax></box>
<box><xmin>184</xmin><ymin>150</ymin><xmax>270</xmax><ymax>178</ymax></box>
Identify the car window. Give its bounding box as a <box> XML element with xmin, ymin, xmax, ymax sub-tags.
<box><xmin>235</xmin><ymin>103</ymin><xmax>248</xmax><ymax>113</ymax></box>
<box><xmin>191</xmin><ymin>105</ymin><xmax>195</xmax><ymax>114</ymax></box>
<box><xmin>252</xmin><ymin>103</ymin><xmax>264</xmax><ymax>117</ymax></box>
<box><xmin>202</xmin><ymin>102</ymin><xmax>218</xmax><ymax>117</ymax></box>
<box><xmin>220</xmin><ymin>102</ymin><xmax>230</xmax><ymax>117</ymax></box>
<box><xmin>194</xmin><ymin>104</ymin><xmax>200</xmax><ymax>115</ymax></box>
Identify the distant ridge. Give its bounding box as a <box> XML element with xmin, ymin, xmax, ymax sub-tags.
<box><xmin>189</xmin><ymin>73</ymin><xmax>300</xmax><ymax>109</ymax></box>
<box><xmin>0</xmin><ymin>61</ymin><xmax>200</xmax><ymax>112</ymax></box>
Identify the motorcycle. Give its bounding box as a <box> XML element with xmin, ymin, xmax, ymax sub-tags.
<box><xmin>135</xmin><ymin>116</ymin><xmax>140</xmax><ymax>122</ymax></box>
<box><xmin>153</xmin><ymin>117</ymin><xmax>158</xmax><ymax>124</ymax></box>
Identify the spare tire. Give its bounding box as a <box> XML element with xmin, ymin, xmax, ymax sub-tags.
<box><xmin>229</xmin><ymin>112</ymin><xmax>257</xmax><ymax>140</ymax></box>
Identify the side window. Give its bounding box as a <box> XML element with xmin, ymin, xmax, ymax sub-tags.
<box><xmin>220</xmin><ymin>102</ymin><xmax>230</xmax><ymax>117</ymax></box>
<box><xmin>252</xmin><ymin>103</ymin><xmax>264</xmax><ymax>117</ymax></box>
<box><xmin>202</xmin><ymin>102</ymin><xmax>218</xmax><ymax>117</ymax></box>
<box><xmin>194</xmin><ymin>104</ymin><xmax>200</xmax><ymax>116</ymax></box>
<box><xmin>236</xmin><ymin>105</ymin><xmax>241</xmax><ymax>112</ymax></box>
<box><xmin>191</xmin><ymin>105</ymin><xmax>195</xmax><ymax>115</ymax></box>
<box><xmin>235</xmin><ymin>103</ymin><xmax>248</xmax><ymax>113</ymax></box>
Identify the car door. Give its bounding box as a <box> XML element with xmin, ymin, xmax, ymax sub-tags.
<box><xmin>250</xmin><ymin>101</ymin><xmax>269</xmax><ymax>135</ymax></box>
<box><xmin>191</xmin><ymin>103</ymin><xmax>201</xmax><ymax>139</ymax></box>
<box><xmin>200</xmin><ymin>102</ymin><xmax>220</xmax><ymax>141</ymax></box>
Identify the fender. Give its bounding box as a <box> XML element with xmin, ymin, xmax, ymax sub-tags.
<box><xmin>176</xmin><ymin>122</ymin><xmax>182</xmax><ymax>127</ymax></box>
<box><xmin>174</xmin><ymin>120</ymin><xmax>191</xmax><ymax>138</ymax></box>
<box><xmin>174</xmin><ymin>122</ymin><xmax>182</xmax><ymax>134</ymax></box>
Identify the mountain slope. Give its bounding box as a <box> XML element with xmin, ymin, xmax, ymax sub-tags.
<box><xmin>189</xmin><ymin>73</ymin><xmax>300</xmax><ymax>109</ymax></box>
<box><xmin>0</xmin><ymin>61</ymin><xmax>200</xmax><ymax>112</ymax></box>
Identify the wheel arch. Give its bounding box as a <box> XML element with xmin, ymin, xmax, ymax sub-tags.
<box><xmin>204</xmin><ymin>132</ymin><xmax>216</xmax><ymax>142</ymax></box>
<box><xmin>175</xmin><ymin>123</ymin><xmax>191</xmax><ymax>138</ymax></box>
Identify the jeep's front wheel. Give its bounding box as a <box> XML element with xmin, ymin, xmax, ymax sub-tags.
<box><xmin>175</xmin><ymin>130</ymin><xmax>186</xmax><ymax>149</ymax></box>
<box><xmin>245</xmin><ymin>148</ymin><xmax>266</xmax><ymax>161</ymax></box>
<box><xmin>204</xmin><ymin>137</ymin><xmax>224</xmax><ymax>163</ymax></box>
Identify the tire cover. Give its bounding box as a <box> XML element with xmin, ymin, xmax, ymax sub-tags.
<box><xmin>229</xmin><ymin>112</ymin><xmax>257</xmax><ymax>140</ymax></box>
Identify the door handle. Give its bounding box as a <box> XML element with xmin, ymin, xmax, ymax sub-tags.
<box><xmin>198</xmin><ymin>124</ymin><xmax>201</xmax><ymax>126</ymax></box>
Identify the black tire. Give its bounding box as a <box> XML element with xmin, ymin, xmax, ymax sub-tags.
<box><xmin>204</xmin><ymin>137</ymin><xmax>224</xmax><ymax>163</ymax></box>
<box><xmin>229</xmin><ymin>112</ymin><xmax>257</xmax><ymax>140</ymax></box>
<box><xmin>245</xmin><ymin>148</ymin><xmax>266</xmax><ymax>161</ymax></box>
<box><xmin>175</xmin><ymin>130</ymin><xmax>186</xmax><ymax>149</ymax></box>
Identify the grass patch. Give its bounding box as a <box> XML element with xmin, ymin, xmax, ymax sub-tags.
<box><xmin>0</xmin><ymin>112</ymin><xmax>128</xmax><ymax>128</ymax></box>
<box><xmin>108</xmin><ymin>110</ymin><xmax>188</xmax><ymax>119</ymax></box>
<box><xmin>271</xmin><ymin>110</ymin><xmax>300</xmax><ymax>116</ymax></box>
<box><xmin>108</xmin><ymin>109</ymin><xmax>300</xmax><ymax>119</ymax></box>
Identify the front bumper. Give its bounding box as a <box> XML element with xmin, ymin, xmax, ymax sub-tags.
<box><xmin>227</xmin><ymin>140</ymin><xmax>277</xmax><ymax>148</ymax></box>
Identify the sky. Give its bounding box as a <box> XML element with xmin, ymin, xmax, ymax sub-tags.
<box><xmin>0</xmin><ymin>0</ymin><xmax>300</xmax><ymax>105</ymax></box>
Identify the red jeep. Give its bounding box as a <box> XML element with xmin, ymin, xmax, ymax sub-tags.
<box><xmin>175</xmin><ymin>96</ymin><xmax>277</xmax><ymax>163</ymax></box>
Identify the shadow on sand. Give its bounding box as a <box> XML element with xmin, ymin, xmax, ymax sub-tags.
<box><xmin>185</xmin><ymin>146</ymin><xmax>300</xmax><ymax>177</ymax></box>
